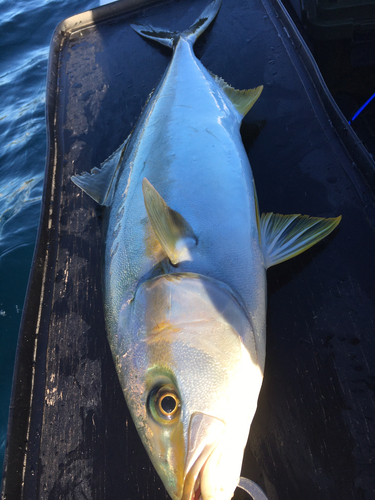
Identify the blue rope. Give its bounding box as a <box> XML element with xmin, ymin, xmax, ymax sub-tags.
<box><xmin>349</xmin><ymin>92</ymin><xmax>375</xmax><ymax>124</ymax></box>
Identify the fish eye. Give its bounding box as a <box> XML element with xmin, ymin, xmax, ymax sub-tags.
<box><xmin>159</xmin><ymin>393</ymin><xmax>178</xmax><ymax>416</ymax></box>
<box><xmin>149</xmin><ymin>385</ymin><xmax>181</xmax><ymax>423</ymax></box>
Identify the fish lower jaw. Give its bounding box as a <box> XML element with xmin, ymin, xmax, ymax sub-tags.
<box><xmin>182</xmin><ymin>413</ymin><xmax>225</xmax><ymax>500</ymax></box>
<box><xmin>192</xmin><ymin>467</ymin><xmax>203</xmax><ymax>500</ymax></box>
<box><xmin>182</xmin><ymin>454</ymin><xmax>206</xmax><ymax>500</ymax></box>
<box><xmin>192</xmin><ymin>482</ymin><xmax>201</xmax><ymax>500</ymax></box>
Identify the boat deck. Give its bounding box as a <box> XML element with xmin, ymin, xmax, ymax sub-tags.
<box><xmin>2</xmin><ymin>0</ymin><xmax>375</xmax><ymax>499</ymax></box>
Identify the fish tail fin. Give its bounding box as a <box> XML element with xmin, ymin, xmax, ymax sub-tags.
<box><xmin>183</xmin><ymin>0</ymin><xmax>222</xmax><ymax>45</ymax></box>
<box><xmin>131</xmin><ymin>0</ymin><xmax>222</xmax><ymax>48</ymax></box>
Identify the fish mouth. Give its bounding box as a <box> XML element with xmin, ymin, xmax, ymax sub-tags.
<box><xmin>181</xmin><ymin>412</ymin><xmax>225</xmax><ymax>500</ymax></box>
<box><xmin>181</xmin><ymin>442</ymin><xmax>214</xmax><ymax>500</ymax></box>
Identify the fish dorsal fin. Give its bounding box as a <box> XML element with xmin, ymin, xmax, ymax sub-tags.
<box><xmin>213</xmin><ymin>74</ymin><xmax>263</xmax><ymax>117</ymax></box>
<box><xmin>71</xmin><ymin>135</ymin><xmax>129</xmax><ymax>206</ymax></box>
<box><xmin>142</xmin><ymin>178</ymin><xmax>197</xmax><ymax>265</ymax></box>
<box><xmin>260</xmin><ymin>212</ymin><xmax>341</xmax><ymax>269</ymax></box>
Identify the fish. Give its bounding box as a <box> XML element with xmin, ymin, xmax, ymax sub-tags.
<box><xmin>71</xmin><ymin>1</ymin><xmax>341</xmax><ymax>499</ymax></box>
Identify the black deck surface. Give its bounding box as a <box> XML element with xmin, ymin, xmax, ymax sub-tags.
<box><xmin>2</xmin><ymin>0</ymin><xmax>375</xmax><ymax>499</ymax></box>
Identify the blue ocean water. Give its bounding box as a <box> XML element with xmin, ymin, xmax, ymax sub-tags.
<box><xmin>0</xmin><ymin>0</ymin><xmax>109</xmax><ymax>482</ymax></box>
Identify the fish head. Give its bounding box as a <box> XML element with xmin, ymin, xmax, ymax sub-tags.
<box><xmin>117</xmin><ymin>273</ymin><xmax>263</xmax><ymax>500</ymax></box>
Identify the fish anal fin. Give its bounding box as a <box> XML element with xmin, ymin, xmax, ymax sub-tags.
<box><xmin>142</xmin><ymin>178</ymin><xmax>197</xmax><ymax>265</ymax></box>
<box><xmin>261</xmin><ymin>212</ymin><xmax>341</xmax><ymax>269</ymax></box>
<box><xmin>224</xmin><ymin>85</ymin><xmax>263</xmax><ymax>117</ymax></box>
<box><xmin>212</xmin><ymin>74</ymin><xmax>263</xmax><ymax>117</ymax></box>
<box><xmin>71</xmin><ymin>135</ymin><xmax>129</xmax><ymax>206</ymax></box>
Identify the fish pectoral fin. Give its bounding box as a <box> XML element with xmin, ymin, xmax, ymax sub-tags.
<box><xmin>213</xmin><ymin>74</ymin><xmax>263</xmax><ymax>117</ymax></box>
<box><xmin>260</xmin><ymin>212</ymin><xmax>341</xmax><ymax>269</ymax></box>
<box><xmin>71</xmin><ymin>135</ymin><xmax>130</xmax><ymax>206</ymax></box>
<box><xmin>142</xmin><ymin>178</ymin><xmax>197</xmax><ymax>265</ymax></box>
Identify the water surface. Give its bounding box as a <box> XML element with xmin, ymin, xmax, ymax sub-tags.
<box><xmin>0</xmin><ymin>0</ymin><xmax>104</xmax><ymax>481</ymax></box>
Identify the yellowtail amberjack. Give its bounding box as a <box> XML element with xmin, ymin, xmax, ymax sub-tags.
<box><xmin>72</xmin><ymin>1</ymin><xmax>340</xmax><ymax>499</ymax></box>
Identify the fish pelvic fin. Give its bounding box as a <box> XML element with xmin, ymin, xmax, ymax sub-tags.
<box><xmin>142</xmin><ymin>178</ymin><xmax>197</xmax><ymax>265</ymax></box>
<box><xmin>131</xmin><ymin>0</ymin><xmax>222</xmax><ymax>49</ymax></box>
<box><xmin>71</xmin><ymin>135</ymin><xmax>129</xmax><ymax>206</ymax></box>
<box><xmin>260</xmin><ymin>212</ymin><xmax>341</xmax><ymax>269</ymax></box>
